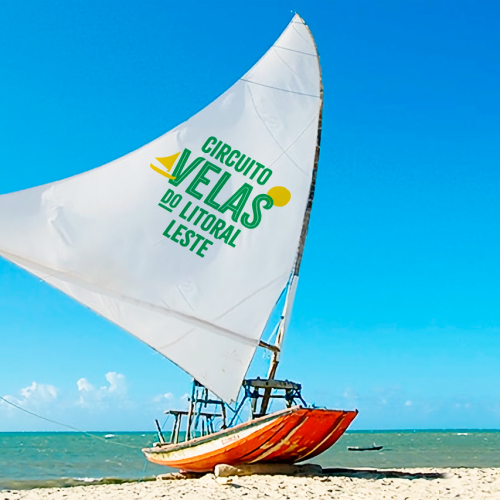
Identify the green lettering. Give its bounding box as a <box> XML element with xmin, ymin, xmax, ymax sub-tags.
<box><xmin>241</xmin><ymin>194</ymin><xmax>273</xmax><ymax>229</ymax></box>
<box><xmin>250</xmin><ymin>162</ymin><xmax>265</xmax><ymax>180</ymax></box>
<box><xmin>171</xmin><ymin>223</ymin><xmax>187</xmax><ymax>243</ymax></box>
<box><xmin>210</xmin><ymin>140</ymin><xmax>223</xmax><ymax>157</ymax></box>
<box><xmin>243</xmin><ymin>159</ymin><xmax>255</xmax><ymax>176</ymax></box>
<box><xmin>160</xmin><ymin>188</ymin><xmax>175</xmax><ymax>204</ymax></box>
<box><xmin>218</xmin><ymin>183</ymin><xmax>253</xmax><ymax>222</ymax></box>
<box><xmin>210</xmin><ymin>219</ymin><xmax>226</xmax><ymax>238</ymax></box>
<box><xmin>193</xmin><ymin>208</ymin><xmax>209</xmax><ymax>226</ymax></box>
<box><xmin>257</xmin><ymin>168</ymin><xmax>273</xmax><ymax>185</ymax></box>
<box><xmin>179</xmin><ymin>201</ymin><xmax>192</xmax><ymax>220</ymax></box>
<box><xmin>180</xmin><ymin>229</ymin><xmax>195</xmax><ymax>247</ymax></box>
<box><xmin>219</xmin><ymin>225</ymin><xmax>234</xmax><ymax>244</ymax></box>
<box><xmin>215</xmin><ymin>144</ymin><xmax>231</xmax><ymax>163</ymax></box>
<box><xmin>204</xmin><ymin>172</ymin><xmax>231</xmax><ymax>210</ymax></box>
<box><xmin>228</xmin><ymin>229</ymin><xmax>241</xmax><ymax>248</ymax></box>
<box><xmin>201</xmin><ymin>136</ymin><xmax>217</xmax><ymax>154</ymax></box>
<box><xmin>235</xmin><ymin>155</ymin><xmax>251</xmax><ymax>173</ymax></box>
<box><xmin>185</xmin><ymin>162</ymin><xmax>221</xmax><ymax>200</ymax></box>
<box><xmin>189</xmin><ymin>234</ymin><xmax>205</xmax><ymax>252</ymax></box>
<box><xmin>196</xmin><ymin>239</ymin><xmax>213</xmax><ymax>258</ymax></box>
<box><xmin>163</xmin><ymin>219</ymin><xmax>176</xmax><ymax>238</ymax></box>
<box><xmin>187</xmin><ymin>205</ymin><xmax>199</xmax><ymax>222</ymax></box>
<box><xmin>200</xmin><ymin>214</ymin><xmax>217</xmax><ymax>231</ymax></box>
<box><xmin>225</xmin><ymin>150</ymin><xmax>241</xmax><ymax>167</ymax></box>
<box><xmin>169</xmin><ymin>149</ymin><xmax>205</xmax><ymax>187</ymax></box>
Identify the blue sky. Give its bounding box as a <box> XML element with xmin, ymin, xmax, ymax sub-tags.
<box><xmin>1</xmin><ymin>0</ymin><xmax>500</xmax><ymax>431</ymax></box>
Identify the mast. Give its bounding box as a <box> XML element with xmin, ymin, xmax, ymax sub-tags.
<box><xmin>259</xmin><ymin>16</ymin><xmax>324</xmax><ymax>414</ymax></box>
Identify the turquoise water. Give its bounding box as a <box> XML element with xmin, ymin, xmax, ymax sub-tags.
<box><xmin>1</xmin><ymin>430</ymin><xmax>499</xmax><ymax>490</ymax></box>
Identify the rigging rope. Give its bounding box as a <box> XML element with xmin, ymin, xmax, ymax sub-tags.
<box><xmin>0</xmin><ymin>395</ymin><xmax>142</xmax><ymax>450</ymax></box>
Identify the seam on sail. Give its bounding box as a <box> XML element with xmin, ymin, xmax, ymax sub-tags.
<box><xmin>175</xmin><ymin>284</ymin><xmax>196</xmax><ymax>312</ymax></box>
<box><xmin>266</xmin><ymin>114</ymin><xmax>319</xmax><ymax>174</ymax></box>
<box><xmin>213</xmin><ymin>272</ymin><xmax>288</xmax><ymax>323</ymax></box>
<box><xmin>157</xmin><ymin>327</ymin><xmax>195</xmax><ymax>350</ymax></box>
<box><xmin>291</xmin><ymin>23</ymin><xmax>314</xmax><ymax>46</ymax></box>
<box><xmin>246</xmin><ymin>84</ymin><xmax>314</xmax><ymax>176</ymax></box>
<box><xmin>273</xmin><ymin>45</ymin><xmax>316</xmax><ymax>57</ymax></box>
<box><xmin>0</xmin><ymin>249</ymin><xmax>258</xmax><ymax>348</ymax></box>
<box><xmin>272</xmin><ymin>47</ymin><xmax>303</xmax><ymax>79</ymax></box>
<box><xmin>240</xmin><ymin>79</ymin><xmax>320</xmax><ymax>99</ymax></box>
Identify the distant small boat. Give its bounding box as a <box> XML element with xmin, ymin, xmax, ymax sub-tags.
<box><xmin>104</xmin><ymin>434</ymin><xmax>115</xmax><ymax>439</ymax></box>
<box><xmin>348</xmin><ymin>445</ymin><xmax>383</xmax><ymax>451</ymax></box>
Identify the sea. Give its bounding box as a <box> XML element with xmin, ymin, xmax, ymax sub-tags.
<box><xmin>1</xmin><ymin>430</ymin><xmax>499</xmax><ymax>490</ymax></box>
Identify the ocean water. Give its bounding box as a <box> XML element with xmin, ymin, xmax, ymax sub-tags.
<box><xmin>0</xmin><ymin>430</ymin><xmax>499</xmax><ymax>490</ymax></box>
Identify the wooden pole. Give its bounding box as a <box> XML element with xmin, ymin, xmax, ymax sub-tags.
<box><xmin>259</xmin><ymin>17</ymin><xmax>323</xmax><ymax>416</ymax></box>
<box><xmin>155</xmin><ymin>419</ymin><xmax>166</xmax><ymax>444</ymax></box>
<box><xmin>186</xmin><ymin>381</ymin><xmax>196</xmax><ymax>441</ymax></box>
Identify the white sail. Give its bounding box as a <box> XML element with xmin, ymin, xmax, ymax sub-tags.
<box><xmin>0</xmin><ymin>14</ymin><xmax>321</xmax><ymax>402</ymax></box>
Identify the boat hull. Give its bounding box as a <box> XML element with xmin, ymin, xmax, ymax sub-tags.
<box><xmin>143</xmin><ymin>406</ymin><xmax>357</xmax><ymax>472</ymax></box>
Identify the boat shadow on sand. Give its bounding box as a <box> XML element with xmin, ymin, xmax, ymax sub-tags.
<box><xmin>321</xmin><ymin>468</ymin><xmax>448</xmax><ymax>480</ymax></box>
<box><xmin>163</xmin><ymin>465</ymin><xmax>448</xmax><ymax>482</ymax></box>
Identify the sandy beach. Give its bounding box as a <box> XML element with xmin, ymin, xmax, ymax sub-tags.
<box><xmin>4</xmin><ymin>468</ymin><xmax>499</xmax><ymax>500</ymax></box>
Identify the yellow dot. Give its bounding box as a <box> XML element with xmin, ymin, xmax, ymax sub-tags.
<box><xmin>267</xmin><ymin>186</ymin><xmax>291</xmax><ymax>207</ymax></box>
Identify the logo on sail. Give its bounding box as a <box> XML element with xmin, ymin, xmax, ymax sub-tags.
<box><xmin>150</xmin><ymin>154</ymin><xmax>179</xmax><ymax>180</ymax></box>
<box><xmin>150</xmin><ymin>136</ymin><xmax>291</xmax><ymax>258</ymax></box>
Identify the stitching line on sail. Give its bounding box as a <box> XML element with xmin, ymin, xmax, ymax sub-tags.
<box><xmin>266</xmin><ymin>114</ymin><xmax>319</xmax><ymax>173</ymax></box>
<box><xmin>212</xmin><ymin>272</ymin><xmax>288</xmax><ymax>322</ymax></box>
<box><xmin>273</xmin><ymin>45</ymin><xmax>316</xmax><ymax>57</ymax></box>
<box><xmin>246</xmin><ymin>85</ymin><xmax>314</xmax><ymax>176</ymax></box>
<box><xmin>240</xmin><ymin>79</ymin><xmax>320</xmax><ymax>99</ymax></box>
<box><xmin>157</xmin><ymin>327</ymin><xmax>195</xmax><ymax>350</ymax></box>
<box><xmin>176</xmin><ymin>284</ymin><xmax>195</xmax><ymax>312</ymax></box>
<box><xmin>291</xmin><ymin>23</ymin><xmax>314</xmax><ymax>46</ymax></box>
<box><xmin>273</xmin><ymin>47</ymin><xmax>302</xmax><ymax>79</ymax></box>
<box><xmin>0</xmin><ymin>249</ymin><xmax>258</xmax><ymax>348</ymax></box>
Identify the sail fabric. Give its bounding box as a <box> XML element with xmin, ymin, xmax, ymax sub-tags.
<box><xmin>0</xmin><ymin>14</ymin><xmax>321</xmax><ymax>402</ymax></box>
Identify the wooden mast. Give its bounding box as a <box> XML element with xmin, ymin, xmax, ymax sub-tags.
<box><xmin>260</xmin><ymin>15</ymin><xmax>324</xmax><ymax>415</ymax></box>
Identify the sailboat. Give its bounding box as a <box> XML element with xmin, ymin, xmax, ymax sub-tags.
<box><xmin>0</xmin><ymin>14</ymin><xmax>357</xmax><ymax>472</ymax></box>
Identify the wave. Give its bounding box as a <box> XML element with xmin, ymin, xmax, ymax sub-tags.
<box><xmin>0</xmin><ymin>476</ymin><xmax>156</xmax><ymax>491</ymax></box>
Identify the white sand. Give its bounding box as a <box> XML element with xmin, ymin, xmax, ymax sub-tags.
<box><xmin>4</xmin><ymin>468</ymin><xmax>500</xmax><ymax>500</ymax></box>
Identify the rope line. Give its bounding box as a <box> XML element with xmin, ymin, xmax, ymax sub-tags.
<box><xmin>0</xmin><ymin>395</ymin><xmax>141</xmax><ymax>450</ymax></box>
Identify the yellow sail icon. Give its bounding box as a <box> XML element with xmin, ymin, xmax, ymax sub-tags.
<box><xmin>150</xmin><ymin>152</ymin><xmax>180</xmax><ymax>180</ymax></box>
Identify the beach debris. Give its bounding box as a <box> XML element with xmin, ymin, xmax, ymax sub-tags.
<box><xmin>156</xmin><ymin>471</ymin><xmax>205</xmax><ymax>481</ymax></box>
<box><xmin>215</xmin><ymin>476</ymin><xmax>234</xmax><ymax>486</ymax></box>
<box><xmin>214</xmin><ymin>463</ymin><xmax>323</xmax><ymax>478</ymax></box>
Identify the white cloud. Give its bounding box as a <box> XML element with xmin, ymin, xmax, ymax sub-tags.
<box><xmin>21</xmin><ymin>381</ymin><xmax>58</xmax><ymax>401</ymax></box>
<box><xmin>105</xmin><ymin>372</ymin><xmax>127</xmax><ymax>396</ymax></box>
<box><xmin>153</xmin><ymin>392</ymin><xmax>174</xmax><ymax>403</ymax></box>
<box><xmin>77</xmin><ymin>378</ymin><xmax>94</xmax><ymax>392</ymax></box>
<box><xmin>77</xmin><ymin>372</ymin><xmax>128</xmax><ymax>408</ymax></box>
<box><xmin>405</xmin><ymin>400</ymin><xmax>412</xmax><ymax>406</ymax></box>
<box><xmin>1</xmin><ymin>381</ymin><xmax>58</xmax><ymax>412</ymax></box>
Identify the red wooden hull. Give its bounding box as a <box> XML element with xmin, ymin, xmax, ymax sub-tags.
<box><xmin>143</xmin><ymin>406</ymin><xmax>357</xmax><ymax>472</ymax></box>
